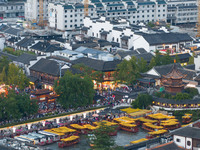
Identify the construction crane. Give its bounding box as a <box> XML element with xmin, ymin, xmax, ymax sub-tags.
<box><xmin>84</xmin><ymin>0</ymin><xmax>89</xmax><ymax>16</ymax></box>
<box><xmin>38</xmin><ymin>0</ymin><xmax>44</xmax><ymax>26</ymax></box>
<box><xmin>197</xmin><ymin>0</ymin><xmax>200</xmax><ymax>37</ymax></box>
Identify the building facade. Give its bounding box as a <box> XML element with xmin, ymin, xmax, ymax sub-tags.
<box><xmin>90</xmin><ymin>0</ymin><xmax>167</xmax><ymax>24</ymax></box>
<box><xmin>166</xmin><ymin>0</ymin><xmax>198</xmax><ymax>24</ymax></box>
<box><xmin>0</xmin><ymin>1</ymin><xmax>24</xmax><ymax>19</ymax></box>
<box><xmin>48</xmin><ymin>3</ymin><xmax>97</xmax><ymax>31</ymax></box>
<box><xmin>25</xmin><ymin>0</ymin><xmax>82</xmax><ymax>23</ymax></box>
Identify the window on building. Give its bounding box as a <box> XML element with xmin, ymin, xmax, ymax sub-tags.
<box><xmin>142</xmin><ymin>15</ymin><xmax>144</xmax><ymax>18</ymax></box>
<box><xmin>65</xmin><ymin>15</ymin><xmax>67</xmax><ymax>18</ymax></box>
<box><xmin>70</xmin><ymin>10</ymin><xmax>73</xmax><ymax>12</ymax></box>
<box><xmin>115</xmin><ymin>7</ymin><xmax>117</xmax><ymax>10</ymax></box>
<box><xmin>118</xmin><ymin>13</ymin><xmax>120</xmax><ymax>15</ymax></box>
<box><xmin>152</xmin><ymin>10</ymin><xmax>154</xmax><ymax>12</ymax></box>
<box><xmin>158</xmin><ymin>14</ymin><xmax>160</xmax><ymax>17</ymax></box>
<box><xmin>147</xmin><ymin>10</ymin><xmax>149</xmax><ymax>12</ymax></box>
<box><xmin>75</xmin><ymin>14</ymin><xmax>77</xmax><ymax>17</ymax></box>
<box><xmin>123</xmin><ymin>12</ymin><xmax>125</xmax><ymax>14</ymax></box>
<box><xmin>70</xmin><ymin>25</ymin><xmax>72</xmax><ymax>27</ymax></box>
<box><xmin>176</xmin><ymin>139</ymin><xmax>181</xmax><ymax>142</ymax></box>
<box><xmin>70</xmin><ymin>15</ymin><xmax>73</xmax><ymax>17</ymax></box>
<box><xmin>65</xmin><ymin>10</ymin><xmax>67</xmax><ymax>13</ymax></box>
<box><xmin>158</xmin><ymin>5</ymin><xmax>160</xmax><ymax>7</ymax></box>
<box><xmin>80</xmin><ymin>19</ymin><xmax>82</xmax><ymax>21</ymax></box>
<box><xmin>75</xmin><ymin>19</ymin><xmax>77</xmax><ymax>22</ymax></box>
<box><xmin>158</xmin><ymin>10</ymin><xmax>160</xmax><ymax>12</ymax></box>
<box><xmin>133</xmin><ymin>21</ymin><xmax>135</xmax><ymax>23</ymax></box>
<box><xmin>128</xmin><ymin>12</ymin><xmax>130</xmax><ymax>14</ymax></box>
<box><xmin>137</xmin><ymin>15</ymin><xmax>139</xmax><ymax>18</ymax></box>
<box><xmin>70</xmin><ymin>20</ymin><xmax>72</xmax><ymax>22</ymax></box>
<box><xmin>65</xmin><ymin>20</ymin><xmax>67</xmax><ymax>23</ymax></box>
<box><xmin>142</xmin><ymin>10</ymin><xmax>144</xmax><ymax>13</ymax></box>
<box><xmin>133</xmin><ymin>16</ymin><xmax>135</xmax><ymax>18</ymax></box>
<box><xmin>163</xmin><ymin>14</ymin><xmax>165</xmax><ymax>16</ymax></box>
<box><xmin>75</xmin><ymin>10</ymin><xmax>77</xmax><ymax>12</ymax></box>
<box><xmin>152</xmin><ymin>15</ymin><xmax>154</xmax><ymax>17</ymax></box>
<box><xmin>113</xmin><ymin>13</ymin><xmax>115</xmax><ymax>15</ymax></box>
<box><xmin>65</xmin><ymin>25</ymin><xmax>67</xmax><ymax>28</ymax></box>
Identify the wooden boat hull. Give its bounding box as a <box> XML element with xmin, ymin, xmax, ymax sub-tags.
<box><xmin>58</xmin><ymin>139</ymin><xmax>80</xmax><ymax>148</ymax></box>
<box><xmin>120</xmin><ymin>126</ymin><xmax>139</xmax><ymax>133</ymax></box>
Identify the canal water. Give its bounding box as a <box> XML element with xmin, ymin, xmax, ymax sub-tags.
<box><xmin>43</xmin><ymin>128</ymin><xmax>148</xmax><ymax>150</ymax></box>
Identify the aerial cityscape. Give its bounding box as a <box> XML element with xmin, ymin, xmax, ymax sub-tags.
<box><xmin>0</xmin><ymin>0</ymin><xmax>199</xmax><ymax>149</ymax></box>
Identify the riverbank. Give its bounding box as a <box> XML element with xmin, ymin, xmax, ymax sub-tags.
<box><xmin>0</xmin><ymin>106</ymin><xmax>107</xmax><ymax>129</ymax></box>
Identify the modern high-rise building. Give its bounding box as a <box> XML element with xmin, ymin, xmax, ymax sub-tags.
<box><xmin>0</xmin><ymin>0</ymin><xmax>24</xmax><ymax>19</ymax></box>
<box><xmin>166</xmin><ymin>0</ymin><xmax>198</xmax><ymax>24</ymax></box>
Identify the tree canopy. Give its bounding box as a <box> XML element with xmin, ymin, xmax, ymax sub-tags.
<box><xmin>91</xmin><ymin>122</ymin><xmax>115</xmax><ymax>150</ymax></box>
<box><xmin>54</xmin><ymin>71</ymin><xmax>95</xmax><ymax>109</ymax></box>
<box><xmin>0</xmin><ymin>91</ymin><xmax>38</xmax><ymax>121</ymax></box>
<box><xmin>132</xmin><ymin>94</ymin><xmax>153</xmax><ymax>109</ymax></box>
<box><xmin>115</xmin><ymin>56</ymin><xmax>142</xmax><ymax>86</ymax></box>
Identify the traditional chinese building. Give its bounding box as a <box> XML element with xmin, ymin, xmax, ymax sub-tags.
<box><xmin>161</xmin><ymin>63</ymin><xmax>186</xmax><ymax>93</ymax></box>
<box><xmin>30</xmin><ymin>89</ymin><xmax>58</xmax><ymax>113</ymax></box>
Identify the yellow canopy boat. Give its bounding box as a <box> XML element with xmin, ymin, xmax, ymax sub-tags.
<box><xmin>130</xmin><ymin>138</ymin><xmax>148</xmax><ymax>144</ymax></box>
<box><xmin>61</xmin><ymin>136</ymin><xmax>79</xmax><ymax>142</ymax></box>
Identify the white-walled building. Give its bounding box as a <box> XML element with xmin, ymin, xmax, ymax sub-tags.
<box><xmin>48</xmin><ymin>3</ymin><xmax>97</xmax><ymax>31</ymax></box>
<box><xmin>149</xmin><ymin>126</ymin><xmax>200</xmax><ymax>150</ymax></box>
<box><xmin>25</xmin><ymin>0</ymin><xmax>82</xmax><ymax>22</ymax></box>
<box><xmin>166</xmin><ymin>0</ymin><xmax>198</xmax><ymax>24</ymax></box>
<box><xmin>90</xmin><ymin>0</ymin><xmax>167</xmax><ymax>24</ymax></box>
<box><xmin>0</xmin><ymin>1</ymin><xmax>24</xmax><ymax>19</ymax></box>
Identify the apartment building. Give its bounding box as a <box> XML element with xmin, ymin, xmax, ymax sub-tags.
<box><xmin>90</xmin><ymin>0</ymin><xmax>167</xmax><ymax>24</ymax></box>
<box><xmin>48</xmin><ymin>3</ymin><xmax>97</xmax><ymax>31</ymax></box>
<box><xmin>0</xmin><ymin>1</ymin><xmax>24</xmax><ymax>19</ymax></box>
<box><xmin>25</xmin><ymin>0</ymin><xmax>81</xmax><ymax>22</ymax></box>
<box><xmin>166</xmin><ymin>0</ymin><xmax>198</xmax><ymax>24</ymax></box>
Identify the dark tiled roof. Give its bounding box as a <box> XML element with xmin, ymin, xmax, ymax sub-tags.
<box><xmin>29</xmin><ymin>58</ymin><xmax>60</xmax><ymax>76</ymax></box>
<box><xmin>4</xmin><ymin>27</ymin><xmax>22</xmax><ymax>36</ymax></box>
<box><xmin>72</xmin><ymin>42</ymin><xmax>99</xmax><ymax>50</ymax></box>
<box><xmin>0</xmin><ymin>24</ymin><xmax>9</xmax><ymax>32</ymax></box>
<box><xmin>153</xmin><ymin>63</ymin><xmax>196</xmax><ymax>80</ymax></box>
<box><xmin>134</xmin><ymin>53</ymin><xmax>154</xmax><ymax>63</ymax></box>
<box><xmin>170</xmin><ymin>53</ymin><xmax>191</xmax><ymax>60</ymax></box>
<box><xmin>71</xmin><ymin>57</ymin><xmax>121</xmax><ymax>71</ymax></box>
<box><xmin>16</xmin><ymin>38</ymin><xmax>35</xmax><ymax>48</ymax></box>
<box><xmin>153</xmin><ymin>97</ymin><xmax>200</xmax><ymax>104</ymax></box>
<box><xmin>7</xmin><ymin>37</ymin><xmax>19</xmax><ymax>43</ymax></box>
<box><xmin>121</xmin><ymin>36</ymin><xmax>129</xmax><ymax>40</ymax></box>
<box><xmin>136</xmin><ymin>48</ymin><xmax>147</xmax><ymax>54</ymax></box>
<box><xmin>184</xmin><ymin>64</ymin><xmax>195</xmax><ymax>70</ymax></box>
<box><xmin>171</xmin><ymin>127</ymin><xmax>200</xmax><ymax>140</ymax></box>
<box><xmin>0</xmin><ymin>51</ymin><xmax>17</xmax><ymax>61</ymax></box>
<box><xmin>15</xmin><ymin>53</ymin><xmax>37</xmax><ymax>65</ymax></box>
<box><xmin>116</xmin><ymin>50</ymin><xmax>139</xmax><ymax>58</ymax></box>
<box><xmin>30</xmin><ymin>41</ymin><xmax>63</xmax><ymax>53</ymax></box>
<box><xmin>150</xmin><ymin>141</ymin><xmax>183</xmax><ymax>150</ymax></box>
<box><xmin>142</xmin><ymin>33</ymin><xmax>192</xmax><ymax>45</ymax></box>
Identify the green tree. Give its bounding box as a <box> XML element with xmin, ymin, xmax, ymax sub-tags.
<box><xmin>154</xmin><ymin>50</ymin><xmax>162</xmax><ymax>66</ymax></box>
<box><xmin>7</xmin><ymin>63</ymin><xmax>29</xmax><ymax>90</ymax></box>
<box><xmin>0</xmin><ymin>56</ymin><xmax>10</xmax><ymax>73</ymax></box>
<box><xmin>138</xmin><ymin>57</ymin><xmax>147</xmax><ymax>73</ymax></box>
<box><xmin>54</xmin><ymin>71</ymin><xmax>95</xmax><ymax>109</ymax></box>
<box><xmin>175</xmin><ymin>54</ymin><xmax>180</xmax><ymax>63</ymax></box>
<box><xmin>162</xmin><ymin>50</ymin><xmax>172</xmax><ymax>65</ymax></box>
<box><xmin>132</xmin><ymin>94</ymin><xmax>153</xmax><ymax>109</ymax></box>
<box><xmin>174</xmin><ymin>93</ymin><xmax>190</xmax><ymax>101</ymax></box>
<box><xmin>0</xmin><ymin>91</ymin><xmax>38</xmax><ymax>121</ymax></box>
<box><xmin>73</xmin><ymin>64</ymin><xmax>104</xmax><ymax>87</ymax></box>
<box><xmin>115</xmin><ymin>56</ymin><xmax>140</xmax><ymax>86</ymax></box>
<box><xmin>148</xmin><ymin>57</ymin><xmax>156</xmax><ymax>69</ymax></box>
<box><xmin>185</xmin><ymin>88</ymin><xmax>199</xmax><ymax>98</ymax></box>
<box><xmin>91</xmin><ymin>122</ymin><xmax>115</xmax><ymax>150</ymax></box>
<box><xmin>188</xmin><ymin>54</ymin><xmax>194</xmax><ymax>65</ymax></box>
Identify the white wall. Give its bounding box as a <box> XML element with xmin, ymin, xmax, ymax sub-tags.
<box><xmin>174</xmin><ymin>135</ymin><xmax>186</xmax><ymax>148</ymax></box>
<box><xmin>194</xmin><ymin>55</ymin><xmax>200</xmax><ymax>71</ymax></box>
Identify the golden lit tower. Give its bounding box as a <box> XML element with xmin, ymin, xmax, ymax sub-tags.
<box><xmin>84</xmin><ymin>0</ymin><xmax>89</xmax><ymax>16</ymax></box>
<box><xmin>197</xmin><ymin>0</ymin><xmax>200</xmax><ymax>37</ymax></box>
<box><xmin>38</xmin><ymin>0</ymin><xmax>44</xmax><ymax>26</ymax></box>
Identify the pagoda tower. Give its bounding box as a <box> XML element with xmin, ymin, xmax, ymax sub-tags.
<box><xmin>161</xmin><ymin>63</ymin><xmax>186</xmax><ymax>93</ymax></box>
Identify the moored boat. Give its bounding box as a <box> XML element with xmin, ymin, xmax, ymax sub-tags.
<box><xmin>146</xmin><ymin>129</ymin><xmax>168</xmax><ymax>139</ymax></box>
<box><xmin>160</xmin><ymin>120</ymin><xmax>180</xmax><ymax>130</ymax></box>
<box><xmin>58</xmin><ymin>136</ymin><xmax>80</xmax><ymax>148</ymax></box>
<box><xmin>130</xmin><ymin>138</ymin><xmax>148</xmax><ymax>144</ymax></box>
<box><xmin>70</xmin><ymin>124</ymin><xmax>88</xmax><ymax>134</ymax></box>
<box><xmin>142</xmin><ymin>123</ymin><xmax>164</xmax><ymax>132</ymax></box>
<box><xmin>182</xmin><ymin>114</ymin><xmax>192</xmax><ymax>124</ymax></box>
<box><xmin>119</xmin><ymin>123</ymin><xmax>139</xmax><ymax>133</ymax></box>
